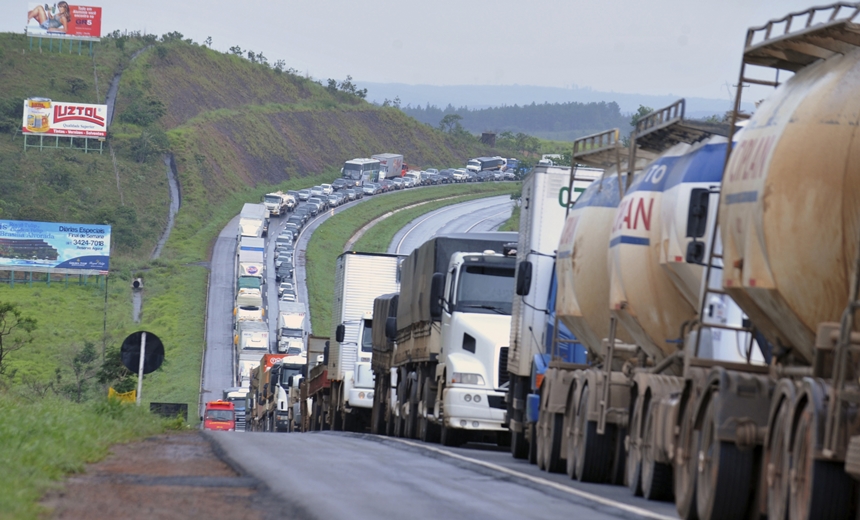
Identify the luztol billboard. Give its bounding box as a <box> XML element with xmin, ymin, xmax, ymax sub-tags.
<box><xmin>22</xmin><ymin>98</ymin><xmax>107</xmax><ymax>138</ymax></box>
<box><xmin>26</xmin><ymin>3</ymin><xmax>102</xmax><ymax>38</ymax></box>
<box><xmin>0</xmin><ymin>219</ymin><xmax>111</xmax><ymax>275</ymax></box>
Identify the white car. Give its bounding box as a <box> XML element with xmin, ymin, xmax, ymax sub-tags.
<box><xmin>278</xmin><ymin>282</ymin><xmax>294</xmax><ymax>296</ymax></box>
<box><xmin>280</xmin><ymin>292</ymin><xmax>297</xmax><ymax>302</ymax></box>
<box><xmin>321</xmin><ymin>184</ymin><xmax>333</xmax><ymax>195</ymax></box>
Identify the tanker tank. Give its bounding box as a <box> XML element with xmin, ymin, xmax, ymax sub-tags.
<box><xmin>720</xmin><ymin>45</ymin><xmax>860</xmax><ymax>365</ymax></box>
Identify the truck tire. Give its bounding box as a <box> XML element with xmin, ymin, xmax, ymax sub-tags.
<box><xmin>640</xmin><ymin>402</ymin><xmax>673</xmax><ymax>501</ymax></box>
<box><xmin>510</xmin><ymin>378</ymin><xmax>528</xmax><ymax>459</ymax></box>
<box><xmin>528</xmin><ymin>422</ymin><xmax>538</xmax><ymax>465</ymax></box>
<box><xmin>674</xmin><ymin>395</ymin><xmax>699</xmax><ymax>520</ymax></box>
<box><xmin>511</xmin><ymin>425</ymin><xmax>528</xmax><ymax>459</ymax></box>
<box><xmin>536</xmin><ymin>410</ymin><xmax>549</xmax><ymax>471</ymax></box>
<box><xmin>766</xmin><ymin>397</ymin><xmax>792</xmax><ymax>520</ymax></box>
<box><xmin>626</xmin><ymin>396</ymin><xmax>643</xmax><ymax>496</ymax></box>
<box><xmin>547</xmin><ymin>412</ymin><xmax>565</xmax><ymax>473</ymax></box>
<box><xmin>696</xmin><ymin>392</ymin><xmax>753</xmax><ymax>520</ymax></box>
<box><xmin>565</xmin><ymin>402</ymin><xmax>578</xmax><ymax>479</ymax></box>
<box><xmin>575</xmin><ymin>385</ymin><xmax>614</xmax><ymax>483</ymax></box>
<box><xmin>788</xmin><ymin>399</ymin><xmax>856</xmax><ymax>520</ymax></box>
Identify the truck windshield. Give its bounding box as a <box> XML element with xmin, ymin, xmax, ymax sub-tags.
<box><xmin>456</xmin><ymin>264</ymin><xmax>515</xmax><ymax>315</ymax></box>
<box><xmin>264</xmin><ymin>195</ymin><xmax>281</xmax><ymax>204</ymax></box>
<box><xmin>281</xmin><ymin>327</ymin><xmax>303</xmax><ymax>338</ymax></box>
<box><xmin>205</xmin><ymin>410</ymin><xmax>234</xmax><ymax>422</ymax></box>
<box><xmin>279</xmin><ymin>366</ymin><xmax>303</xmax><ymax>385</ymax></box>
<box><xmin>361</xmin><ymin>319</ymin><xmax>373</xmax><ymax>353</ymax></box>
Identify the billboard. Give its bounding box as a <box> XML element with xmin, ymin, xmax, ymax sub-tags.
<box><xmin>21</xmin><ymin>99</ymin><xmax>107</xmax><ymax>138</ymax></box>
<box><xmin>26</xmin><ymin>3</ymin><xmax>102</xmax><ymax>38</ymax></box>
<box><xmin>0</xmin><ymin>219</ymin><xmax>111</xmax><ymax>275</ymax></box>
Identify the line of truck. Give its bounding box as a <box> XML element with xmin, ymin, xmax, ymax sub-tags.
<box><xmin>286</xmin><ymin>6</ymin><xmax>860</xmax><ymax>520</ymax></box>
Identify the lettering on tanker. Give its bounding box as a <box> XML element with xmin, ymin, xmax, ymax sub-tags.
<box><xmin>727</xmin><ymin>135</ymin><xmax>776</xmax><ymax>182</ymax></box>
<box><xmin>612</xmin><ymin>197</ymin><xmax>654</xmax><ymax>233</ymax></box>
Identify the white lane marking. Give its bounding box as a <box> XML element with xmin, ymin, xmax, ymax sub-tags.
<box><xmin>390</xmin><ymin>438</ymin><xmax>677</xmax><ymax>520</ymax></box>
<box><xmin>464</xmin><ymin>206</ymin><xmax>513</xmax><ymax>232</ymax></box>
<box><xmin>396</xmin><ymin>197</ymin><xmax>510</xmax><ymax>253</ymax></box>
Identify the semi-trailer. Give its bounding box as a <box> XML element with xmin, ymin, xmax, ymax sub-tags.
<box><xmin>371</xmin><ymin>153</ymin><xmax>404</xmax><ymax>181</ymax></box>
<box><xmin>505</xmin><ymin>163</ymin><xmax>596</xmax><ymax>459</ymax></box>
<box><xmin>238</xmin><ymin>237</ymin><xmax>265</xmax><ymax>281</ymax></box>
<box><xmin>234</xmin><ymin>319</ymin><xmax>270</xmax><ymax>387</ymax></box>
<box><xmin>277</xmin><ymin>302</ymin><xmax>308</xmax><ymax>354</ymax></box>
<box><xmin>370</xmin><ymin>233</ymin><xmax>518</xmax><ymax>445</ymax></box>
<box><xmin>246</xmin><ymin>353</ymin><xmax>287</xmax><ymax>432</ymax></box>
<box><xmin>238</xmin><ymin>203</ymin><xmax>269</xmax><ymax>239</ymax></box>
<box><xmin>305</xmin><ymin>252</ymin><xmax>402</xmax><ymax>432</ymax></box>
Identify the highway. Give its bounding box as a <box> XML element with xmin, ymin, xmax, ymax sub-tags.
<box><xmin>201</xmin><ymin>183</ymin><xmax>677</xmax><ymax>519</ymax></box>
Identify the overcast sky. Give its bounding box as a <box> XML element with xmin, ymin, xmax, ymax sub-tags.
<box><xmin>10</xmin><ymin>0</ymin><xmax>822</xmax><ymax>100</ymax></box>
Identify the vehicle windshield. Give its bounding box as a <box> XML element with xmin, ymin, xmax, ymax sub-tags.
<box><xmin>361</xmin><ymin>319</ymin><xmax>373</xmax><ymax>353</ymax></box>
<box><xmin>264</xmin><ymin>195</ymin><xmax>281</xmax><ymax>204</ymax></box>
<box><xmin>467</xmin><ymin>160</ymin><xmax>481</xmax><ymax>167</ymax></box>
<box><xmin>281</xmin><ymin>327</ymin><xmax>303</xmax><ymax>338</ymax></box>
<box><xmin>205</xmin><ymin>409</ymin><xmax>234</xmax><ymax>422</ymax></box>
<box><xmin>455</xmin><ymin>264</ymin><xmax>515</xmax><ymax>315</ymax></box>
<box><xmin>343</xmin><ymin>164</ymin><xmax>362</xmax><ymax>180</ymax></box>
<box><xmin>279</xmin><ymin>366</ymin><xmax>302</xmax><ymax>385</ymax></box>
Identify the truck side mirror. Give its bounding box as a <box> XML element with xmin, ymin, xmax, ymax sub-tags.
<box><xmin>385</xmin><ymin>316</ymin><xmax>397</xmax><ymax>340</ymax></box>
<box><xmin>323</xmin><ymin>343</ymin><xmax>329</xmax><ymax>365</ymax></box>
<box><xmin>336</xmin><ymin>324</ymin><xmax>345</xmax><ymax>343</ymax></box>
<box><xmin>430</xmin><ymin>272</ymin><xmax>445</xmax><ymax>319</ymax></box>
<box><xmin>686</xmin><ymin>188</ymin><xmax>709</xmax><ymax>238</ymax></box>
<box><xmin>515</xmin><ymin>261</ymin><xmax>533</xmax><ymax>296</ymax></box>
<box><xmin>287</xmin><ymin>376</ymin><xmax>293</xmax><ymax>386</ymax></box>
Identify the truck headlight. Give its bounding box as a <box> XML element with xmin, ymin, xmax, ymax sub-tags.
<box><xmin>451</xmin><ymin>373</ymin><xmax>485</xmax><ymax>385</ymax></box>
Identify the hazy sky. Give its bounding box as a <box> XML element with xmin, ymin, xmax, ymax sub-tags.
<box><xmin>11</xmin><ymin>0</ymin><xmax>823</xmax><ymax>100</ymax></box>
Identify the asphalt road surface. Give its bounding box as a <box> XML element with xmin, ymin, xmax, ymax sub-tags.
<box><xmin>209</xmin><ymin>431</ymin><xmax>677</xmax><ymax>520</ymax></box>
<box><xmin>388</xmin><ymin>195</ymin><xmax>515</xmax><ymax>255</ymax></box>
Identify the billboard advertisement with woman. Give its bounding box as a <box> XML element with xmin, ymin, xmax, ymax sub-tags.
<box><xmin>26</xmin><ymin>3</ymin><xmax>102</xmax><ymax>38</ymax></box>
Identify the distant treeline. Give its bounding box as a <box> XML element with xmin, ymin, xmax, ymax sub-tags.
<box><xmin>400</xmin><ymin>101</ymin><xmax>630</xmax><ymax>141</ymax></box>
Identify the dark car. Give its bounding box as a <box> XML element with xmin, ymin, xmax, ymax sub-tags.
<box><xmin>476</xmin><ymin>170</ymin><xmax>495</xmax><ymax>182</ymax></box>
<box><xmin>287</xmin><ymin>190</ymin><xmax>300</xmax><ymax>200</ymax></box>
<box><xmin>423</xmin><ymin>173</ymin><xmax>442</xmax><ymax>185</ymax></box>
<box><xmin>331</xmin><ymin>178</ymin><xmax>350</xmax><ymax>191</ymax></box>
<box><xmin>380</xmin><ymin>180</ymin><xmax>396</xmax><ymax>192</ymax></box>
<box><xmin>335</xmin><ymin>192</ymin><xmax>348</xmax><ymax>205</ymax></box>
<box><xmin>276</xmin><ymin>261</ymin><xmax>294</xmax><ymax>283</ymax></box>
<box><xmin>390</xmin><ymin>178</ymin><xmax>405</xmax><ymax>189</ymax></box>
<box><xmin>287</xmin><ymin>215</ymin><xmax>303</xmax><ymax>228</ymax></box>
<box><xmin>437</xmin><ymin>170</ymin><xmax>455</xmax><ymax>183</ymax></box>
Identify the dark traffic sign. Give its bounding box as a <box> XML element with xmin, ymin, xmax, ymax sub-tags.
<box><xmin>120</xmin><ymin>331</ymin><xmax>164</xmax><ymax>374</ymax></box>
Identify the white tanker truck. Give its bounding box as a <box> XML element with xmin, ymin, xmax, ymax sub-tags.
<box><xmin>530</xmin><ymin>4</ymin><xmax>860</xmax><ymax>520</ymax></box>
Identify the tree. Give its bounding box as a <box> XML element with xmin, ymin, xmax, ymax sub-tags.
<box><xmin>204</xmin><ymin>36</ymin><xmax>212</xmax><ymax>47</ymax></box>
<box><xmin>98</xmin><ymin>345</ymin><xmax>137</xmax><ymax>393</ymax></box>
<box><xmin>273</xmin><ymin>59</ymin><xmax>286</xmax><ymax>73</ymax></box>
<box><xmin>326</xmin><ymin>78</ymin><xmax>338</xmax><ymax>94</ymax></box>
<box><xmin>59</xmin><ymin>341</ymin><xmax>100</xmax><ymax>402</ymax></box>
<box><xmin>439</xmin><ymin>114</ymin><xmax>463</xmax><ymax>133</ymax></box>
<box><xmin>229</xmin><ymin>45</ymin><xmax>243</xmax><ymax>56</ymax></box>
<box><xmin>66</xmin><ymin>77</ymin><xmax>88</xmax><ymax>95</ymax></box>
<box><xmin>0</xmin><ymin>302</ymin><xmax>36</xmax><ymax>375</ymax></box>
<box><xmin>629</xmin><ymin>105</ymin><xmax>654</xmax><ymax>129</ymax></box>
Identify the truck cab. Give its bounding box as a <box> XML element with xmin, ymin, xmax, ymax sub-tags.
<box><xmin>336</xmin><ymin>312</ymin><xmax>376</xmax><ymax>414</ymax></box>
<box><xmin>203</xmin><ymin>400</ymin><xmax>236</xmax><ymax>431</ymax></box>
<box><xmin>433</xmin><ymin>250</ymin><xmax>516</xmax><ymax>435</ymax></box>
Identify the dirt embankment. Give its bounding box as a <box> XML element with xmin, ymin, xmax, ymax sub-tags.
<box><xmin>42</xmin><ymin>432</ymin><xmax>283</xmax><ymax>520</ymax></box>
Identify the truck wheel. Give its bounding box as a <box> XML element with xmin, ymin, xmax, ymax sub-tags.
<box><xmin>342</xmin><ymin>410</ymin><xmax>354</xmax><ymax>432</ymax></box>
<box><xmin>565</xmin><ymin>402</ymin><xmax>578</xmax><ymax>479</ymax></box>
<box><xmin>788</xmin><ymin>399</ymin><xmax>855</xmax><ymax>520</ymax></box>
<box><xmin>641</xmin><ymin>402</ymin><xmax>673</xmax><ymax>501</ymax></box>
<box><xmin>547</xmin><ymin>412</ymin><xmax>565</xmax><ymax>473</ymax></box>
<box><xmin>766</xmin><ymin>398</ymin><xmax>792</xmax><ymax>520</ymax></box>
<box><xmin>626</xmin><ymin>396</ymin><xmax>643</xmax><ymax>496</ymax></box>
<box><xmin>310</xmin><ymin>401</ymin><xmax>320</xmax><ymax>431</ymax></box>
<box><xmin>536</xmin><ymin>410</ymin><xmax>549</xmax><ymax>471</ymax></box>
<box><xmin>575</xmin><ymin>385</ymin><xmax>614</xmax><ymax>483</ymax></box>
<box><xmin>528</xmin><ymin>422</ymin><xmax>538</xmax><ymax>465</ymax></box>
<box><xmin>511</xmin><ymin>426</ymin><xmax>528</xmax><ymax>459</ymax></box>
<box><xmin>696</xmin><ymin>392</ymin><xmax>753</xmax><ymax>520</ymax></box>
<box><xmin>674</xmin><ymin>395</ymin><xmax>699</xmax><ymax>519</ymax></box>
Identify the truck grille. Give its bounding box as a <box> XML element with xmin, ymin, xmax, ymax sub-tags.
<box><xmin>498</xmin><ymin>347</ymin><xmax>509</xmax><ymax>388</ymax></box>
<box><xmin>235</xmin><ymin>411</ymin><xmax>246</xmax><ymax>432</ymax></box>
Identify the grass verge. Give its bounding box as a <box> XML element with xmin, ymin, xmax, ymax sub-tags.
<box><xmin>0</xmin><ymin>396</ymin><xmax>174</xmax><ymax>519</ymax></box>
<box><xmin>306</xmin><ymin>182</ymin><xmax>519</xmax><ymax>333</ymax></box>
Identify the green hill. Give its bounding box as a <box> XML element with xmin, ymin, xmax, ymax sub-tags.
<box><xmin>0</xmin><ymin>31</ymin><xmax>512</xmax><ymax>405</ymax></box>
